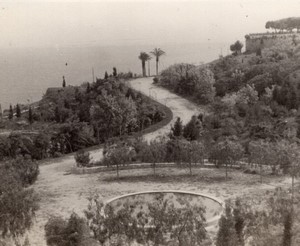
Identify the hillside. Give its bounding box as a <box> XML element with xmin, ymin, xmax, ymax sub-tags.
<box><xmin>157</xmin><ymin>38</ymin><xmax>300</xmax><ymax>144</ymax></box>
<box><xmin>0</xmin><ymin>74</ymin><xmax>172</xmax><ymax>162</ymax></box>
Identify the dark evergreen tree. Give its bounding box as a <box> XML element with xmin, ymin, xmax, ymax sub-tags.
<box><xmin>55</xmin><ymin>106</ymin><xmax>60</xmax><ymax>123</ymax></box>
<box><xmin>16</xmin><ymin>104</ymin><xmax>21</xmax><ymax>118</ymax></box>
<box><xmin>9</xmin><ymin>104</ymin><xmax>13</xmax><ymax>120</ymax></box>
<box><xmin>28</xmin><ymin>106</ymin><xmax>33</xmax><ymax>124</ymax></box>
<box><xmin>64</xmin><ymin>99</ymin><xmax>70</xmax><ymax>109</ymax></box>
<box><xmin>216</xmin><ymin>203</ymin><xmax>238</xmax><ymax>246</ymax></box>
<box><xmin>171</xmin><ymin>117</ymin><xmax>183</xmax><ymax>138</ymax></box>
<box><xmin>282</xmin><ymin>211</ymin><xmax>292</xmax><ymax>246</ymax></box>
<box><xmin>183</xmin><ymin>115</ymin><xmax>202</xmax><ymax>141</ymax></box>
<box><xmin>104</xmin><ymin>71</ymin><xmax>108</xmax><ymax>79</ymax></box>
<box><xmin>113</xmin><ymin>67</ymin><xmax>117</xmax><ymax>77</ymax></box>
<box><xmin>233</xmin><ymin>199</ymin><xmax>245</xmax><ymax>246</ymax></box>
<box><xmin>86</xmin><ymin>82</ymin><xmax>90</xmax><ymax>93</ymax></box>
<box><xmin>62</xmin><ymin>76</ymin><xmax>66</xmax><ymax>88</ymax></box>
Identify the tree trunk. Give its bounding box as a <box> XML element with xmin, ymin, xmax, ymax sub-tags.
<box><xmin>260</xmin><ymin>163</ymin><xmax>263</xmax><ymax>183</ymax></box>
<box><xmin>142</xmin><ymin>61</ymin><xmax>146</xmax><ymax>77</ymax></box>
<box><xmin>226</xmin><ymin>163</ymin><xmax>228</xmax><ymax>181</ymax></box>
<box><xmin>116</xmin><ymin>163</ymin><xmax>119</xmax><ymax>179</ymax></box>
<box><xmin>95</xmin><ymin>125</ymin><xmax>100</xmax><ymax>144</ymax></box>
<box><xmin>148</xmin><ymin>60</ymin><xmax>151</xmax><ymax>76</ymax></box>
<box><xmin>156</xmin><ymin>58</ymin><xmax>158</xmax><ymax>76</ymax></box>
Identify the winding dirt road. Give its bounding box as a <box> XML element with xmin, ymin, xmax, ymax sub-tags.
<box><xmin>128</xmin><ymin>77</ymin><xmax>203</xmax><ymax>142</ymax></box>
<box><xmin>28</xmin><ymin>77</ymin><xmax>202</xmax><ymax>245</ymax></box>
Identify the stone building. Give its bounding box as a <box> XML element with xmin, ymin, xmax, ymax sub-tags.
<box><xmin>245</xmin><ymin>32</ymin><xmax>300</xmax><ymax>53</ymax></box>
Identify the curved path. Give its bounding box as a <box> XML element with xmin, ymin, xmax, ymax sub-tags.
<box><xmin>127</xmin><ymin>77</ymin><xmax>203</xmax><ymax>142</ymax></box>
<box><xmin>28</xmin><ymin>77</ymin><xmax>203</xmax><ymax>245</ymax></box>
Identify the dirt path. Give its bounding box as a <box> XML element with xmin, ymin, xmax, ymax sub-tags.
<box><xmin>128</xmin><ymin>77</ymin><xmax>203</xmax><ymax>142</ymax></box>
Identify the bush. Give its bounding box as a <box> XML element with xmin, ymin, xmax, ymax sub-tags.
<box><xmin>45</xmin><ymin>213</ymin><xmax>94</xmax><ymax>246</ymax></box>
<box><xmin>0</xmin><ymin>167</ymin><xmax>39</xmax><ymax>239</ymax></box>
<box><xmin>75</xmin><ymin>150</ymin><xmax>91</xmax><ymax>167</ymax></box>
<box><xmin>153</xmin><ymin>77</ymin><xmax>159</xmax><ymax>83</ymax></box>
<box><xmin>5</xmin><ymin>157</ymin><xmax>39</xmax><ymax>186</ymax></box>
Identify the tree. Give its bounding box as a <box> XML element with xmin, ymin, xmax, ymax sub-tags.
<box><xmin>189</xmin><ymin>140</ymin><xmax>205</xmax><ymax>174</ymax></box>
<box><xmin>55</xmin><ymin>106</ymin><xmax>61</xmax><ymax>123</ymax></box>
<box><xmin>75</xmin><ymin>150</ymin><xmax>91</xmax><ymax>167</ymax></box>
<box><xmin>28</xmin><ymin>106</ymin><xmax>33</xmax><ymax>124</ymax></box>
<box><xmin>187</xmin><ymin>66</ymin><xmax>216</xmax><ymax>104</ymax></box>
<box><xmin>104</xmin><ymin>71</ymin><xmax>108</xmax><ymax>79</ymax></box>
<box><xmin>16</xmin><ymin>104</ymin><xmax>21</xmax><ymax>118</ymax></box>
<box><xmin>138</xmin><ymin>52</ymin><xmax>151</xmax><ymax>77</ymax></box>
<box><xmin>230</xmin><ymin>41</ymin><xmax>243</xmax><ymax>55</ymax></box>
<box><xmin>45</xmin><ymin>212</ymin><xmax>95</xmax><ymax>246</ymax></box>
<box><xmin>34</xmin><ymin>133</ymin><xmax>50</xmax><ymax>160</ymax></box>
<box><xmin>170</xmin><ymin>117</ymin><xmax>183</xmax><ymax>138</ymax></box>
<box><xmin>5</xmin><ymin>157</ymin><xmax>39</xmax><ymax>186</ymax></box>
<box><xmin>150</xmin><ymin>48</ymin><xmax>166</xmax><ymax>76</ymax></box>
<box><xmin>62</xmin><ymin>76</ymin><xmax>66</xmax><ymax>87</ymax></box>
<box><xmin>113</xmin><ymin>67</ymin><xmax>117</xmax><ymax>77</ymax></box>
<box><xmin>143</xmin><ymin>140</ymin><xmax>166</xmax><ymax>175</ymax></box>
<box><xmin>84</xmin><ymin>196</ymin><xmax>137</xmax><ymax>245</ymax></box>
<box><xmin>0</xmin><ymin>167</ymin><xmax>39</xmax><ymax>241</ymax></box>
<box><xmin>212</xmin><ymin>139</ymin><xmax>244</xmax><ymax>180</ymax></box>
<box><xmin>216</xmin><ymin>202</ymin><xmax>239</xmax><ymax>246</ymax></box>
<box><xmin>183</xmin><ymin>115</ymin><xmax>202</xmax><ymax>141</ymax></box>
<box><xmin>9</xmin><ymin>104</ymin><xmax>13</xmax><ymax>120</ymax></box>
<box><xmin>233</xmin><ymin>199</ymin><xmax>245</xmax><ymax>246</ymax></box>
<box><xmin>86</xmin><ymin>82</ymin><xmax>90</xmax><ymax>93</ymax></box>
<box><xmin>282</xmin><ymin>211</ymin><xmax>292</xmax><ymax>246</ymax></box>
<box><xmin>165</xmin><ymin>199</ymin><xmax>207</xmax><ymax>246</ymax></box>
<box><xmin>248</xmin><ymin>140</ymin><xmax>268</xmax><ymax>183</ymax></box>
<box><xmin>85</xmin><ymin>194</ymin><xmax>207</xmax><ymax>246</ymax></box>
<box><xmin>104</xmin><ymin>145</ymin><xmax>131</xmax><ymax>178</ymax></box>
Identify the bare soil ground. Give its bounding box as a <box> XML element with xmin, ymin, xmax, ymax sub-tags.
<box><xmin>26</xmin><ymin>77</ymin><xmax>292</xmax><ymax>245</ymax></box>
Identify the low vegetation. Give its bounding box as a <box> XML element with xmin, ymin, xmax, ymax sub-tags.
<box><xmin>0</xmin><ymin>158</ymin><xmax>39</xmax><ymax>245</ymax></box>
<box><xmin>45</xmin><ymin>194</ymin><xmax>209</xmax><ymax>246</ymax></box>
<box><xmin>0</xmin><ymin>69</ymin><xmax>170</xmax><ymax>162</ymax></box>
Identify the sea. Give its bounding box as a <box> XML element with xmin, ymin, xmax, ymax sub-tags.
<box><xmin>0</xmin><ymin>42</ymin><xmax>229</xmax><ymax>110</ymax></box>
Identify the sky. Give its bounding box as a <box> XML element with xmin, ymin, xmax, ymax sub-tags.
<box><xmin>0</xmin><ymin>0</ymin><xmax>300</xmax><ymax>48</ymax></box>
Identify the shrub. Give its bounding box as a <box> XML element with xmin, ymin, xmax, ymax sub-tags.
<box><xmin>153</xmin><ymin>77</ymin><xmax>159</xmax><ymax>83</ymax></box>
<box><xmin>45</xmin><ymin>213</ymin><xmax>93</xmax><ymax>246</ymax></box>
<box><xmin>0</xmin><ymin>167</ymin><xmax>39</xmax><ymax>239</ymax></box>
<box><xmin>5</xmin><ymin>157</ymin><xmax>39</xmax><ymax>186</ymax></box>
<box><xmin>75</xmin><ymin>150</ymin><xmax>91</xmax><ymax>167</ymax></box>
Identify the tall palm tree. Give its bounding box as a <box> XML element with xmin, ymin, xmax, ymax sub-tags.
<box><xmin>150</xmin><ymin>48</ymin><xmax>165</xmax><ymax>76</ymax></box>
<box><xmin>138</xmin><ymin>52</ymin><xmax>151</xmax><ymax>77</ymax></box>
<box><xmin>147</xmin><ymin>56</ymin><xmax>152</xmax><ymax>77</ymax></box>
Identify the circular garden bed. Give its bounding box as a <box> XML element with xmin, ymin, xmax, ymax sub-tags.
<box><xmin>106</xmin><ymin>190</ymin><xmax>224</xmax><ymax>228</ymax></box>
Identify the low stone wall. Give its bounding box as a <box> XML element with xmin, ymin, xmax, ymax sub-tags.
<box><xmin>71</xmin><ymin>160</ymin><xmax>244</xmax><ymax>174</ymax></box>
<box><xmin>105</xmin><ymin>190</ymin><xmax>224</xmax><ymax>230</ymax></box>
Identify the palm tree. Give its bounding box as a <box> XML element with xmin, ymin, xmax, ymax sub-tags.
<box><xmin>138</xmin><ymin>52</ymin><xmax>151</xmax><ymax>77</ymax></box>
<box><xmin>147</xmin><ymin>56</ymin><xmax>152</xmax><ymax>76</ymax></box>
<box><xmin>150</xmin><ymin>48</ymin><xmax>165</xmax><ymax>76</ymax></box>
